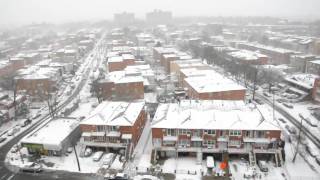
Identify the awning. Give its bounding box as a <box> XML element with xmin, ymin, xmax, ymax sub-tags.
<box><xmin>243</xmin><ymin>138</ymin><xmax>270</xmax><ymax>144</ymax></box>
<box><xmin>191</xmin><ymin>136</ymin><xmax>203</xmax><ymax>141</ymax></box>
<box><xmin>107</xmin><ymin>131</ymin><xmax>121</xmax><ymax>137</ymax></box>
<box><xmin>91</xmin><ymin>132</ymin><xmax>105</xmax><ymax>137</ymax></box>
<box><xmin>163</xmin><ymin>136</ymin><xmax>178</xmax><ymax>141</ymax></box>
<box><xmin>121</xmin><ymin>134</ymin><xmax>132</xmax><ymax>140</ymax></box>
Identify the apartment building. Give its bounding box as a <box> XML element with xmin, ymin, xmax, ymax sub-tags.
<box><xmin>237</xmin><ymin>42</ymin><xmax>294</xmax><ymax>65</ymax></box>
<box><xmin>79</xmin><ymin>101</ymin><xmax>146</xmax><ymax>158</ymax></box>
<box><xmin>107</xmin><ymin>54</ymin><xmax>135</xmax><ymax>72</ymax></box>
<box><xmin>16</xmin><ymin>65</ymin><xmax>62</xmax><ymax>97</ymax></box>
<box><xmin>227</xmin><ymin>50</ymin><xmax>269</xmax><ymax>65</ymax></box>
<box><xmin>306</xmin><ymin>60</ymin><xmax>320</xmax><ymax>75</ymax></box>
<box><xmin>290</xmin><ymin>55</ymin><xmax>316</xmax><ymax>73</ymax></box>
<box><xmin>182</xmin><ymin>69</ymin><xmax>246</xmax><ymax>100</ymax></box>
<box><xmin>98</xmin><ymin>70</ymin><xmax>144</xmax><ymax>100</ymax></box>
<box><xmin>151</xmin><ymin>100</ymin><xmax>282</xmax><ymax>159</ymax></box>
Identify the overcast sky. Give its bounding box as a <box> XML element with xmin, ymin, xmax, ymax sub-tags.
<box><xmin>0</xmin><ymin>0</ymin><xmax>319</xmax><ymax>26</ymax></box>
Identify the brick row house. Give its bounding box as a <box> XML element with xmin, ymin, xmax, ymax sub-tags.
<box><xmin>107</xmin><ymin>54</ymin><xmax>135</xmax><ymax>72</ymax></box>
<box><xmin>97</xmin><ymin>70</ymin><xmax>145</xmax><ymax>100</ymax></box>
<box><xmin>151</xmin><ymin>100</ymin><xmax>282</xmax><ymax>162</ymax></box>
<box><xmin>79</xmin><ymin>101</ymin><xmax>147</xmax><ymax>158</ymax></box>
<box><xmin>180</xmin><ymin>68</ymin><xmax>246</xmax><ymax>100</ymax></box>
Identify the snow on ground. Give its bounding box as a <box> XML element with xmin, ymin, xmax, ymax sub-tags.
<box><xmin>162</xmin><ymin>157</ymin><xmax>205</xmax><ymax>175</ymax></box>
<box><xmin>7</xmin><ymin>143</ymin><xmax>110</xmax><ymax>173</ymax></box>
<box><xmin>0</xmin><ymin>106</ymin><xmax>45</xmax><ymax>148</ymax></box>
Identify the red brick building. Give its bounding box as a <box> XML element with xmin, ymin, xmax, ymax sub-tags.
<box><xmin>98</xmin><ymin>71</ymin><xmax>144</xmax><ymax>100</ymax></box>
<box><xmin>151</xmin><ymin>100</ymin><xmax>282</xmax><ymax>161</ymax></box>
<box><xmin>181</xmin><ymin>69</ymin><xmax>246</xmax><ymax>100</ymax></box>
<box><xmin>107</xmin><ymin>54</ymin><xmax>135</xmax><ymax>72</ymax></box>
<box><xmin>79</xmin><ymin>101</ymin><xmax>146</xmax><ymax>158</ymax></box>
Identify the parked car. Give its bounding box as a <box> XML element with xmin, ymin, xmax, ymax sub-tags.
<box><xmin>108</xmin><ymin>173</ymin><xmax>129</xmax><ymax>180</ymax></box>
<box><xmin>67</xmin><ymin>147</ymin><xmax>73</xmax><ymax>153</ymax></box>
<box><xmin>278</xmin><ymin>118</ymin><xmax>286</xmax><ymax>123</ymax></box>
<box><xmin>316</xmin><ymin>156</ymin><xmax>320</xmax><ymax>165</ymax></box>
<box><xmin>103</xmin><ymin>153</ymin><xmax>115</xmax><ymax>166</ymax></box>
<box><xmin>263</xmin><ymin>92</ymin><xmax>272</xmax><ymax>97</ymax></box>
<box><xmin>258</xmin><ymin>160</ymin><xmax>269</xmax><ymax>172</ymax></box>
<box><xmin>283</xmin><ymin>103</ymin><xmax>293</xmax><ymax>109</ymax></box>
<box><xmin>7</xmin><ymin>127</ymin><xmax>20</xmax><ymax>136</ymax></box>
<box><xmin>285</xmin><ymin>125</ymin><xmax>297</xmax><ymax>134</ymax></box>
<box><xmin>306</xmin><ymin>145</ymin><xmax>319</xmax><ymax>157</ymax></box>
<box><xmin>243</xmin><ymin>167</ymin><xmax>257</xmax><ymax>178</ymax></box>
<box><xmin>21</xmin><ymin>162</ymin><xmax>42</xmax><ymax>173</ymax></box>
<box><xmin>32</xmin><ymin>113</ymin><xmax>41</xmax><ymax>120</ymax></box>
<box><xmin>206</xmin><ymin>156</ymin><xmax>215</xmax><ymax>169</ymax></box>
<box><xmin>21</xmin><ymin>119</ymin><xmax>32</xmax><ymax>127</ymax></box>
<box><xmin>0</xmin><ymin>137</ymin><xmax>6</xmax><ymax>143</ymax></box>
<box><xmin>254</xmin><ymin>98</ymin><xmax>264</xmax><ymax>105</ymax></box>
<box><xmin>84</xmin><ymin>148</ymin><xmax>93</xmax><ymax>157</ymax></box>
<box><xmin>92</xmin><ymin>151</ymin><xmax>104</xmax><ymax>161</ymax></box>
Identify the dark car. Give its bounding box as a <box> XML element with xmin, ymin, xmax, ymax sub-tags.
<box><xmin>22</xmin><ymin>119</ymin><xmax>32</xmax><ymax>127</ymax></box>
<box><xmin>278</xmin><ymin>118</ymin><xmax>286</xmax><ymax>123</ymax></box>
<box><xmin>0</xmin><ymin>137</ymin><xmax>6</xmax><ymax>143</ymax></box>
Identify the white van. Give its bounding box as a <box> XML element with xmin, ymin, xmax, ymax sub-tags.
<box><xmin>206</xmin><ymin>156</ymin><xmax>215</xmax><ymax>169</ymax></box>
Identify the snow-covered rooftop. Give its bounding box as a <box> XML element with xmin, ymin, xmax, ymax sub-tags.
<box><xmin>108</xmin><ymin>56</ymin><xmax>123</xmax><ymax>63</ymax></box>
<box><xmin>21</xmin><ymin>118</ymin><xmax>79</xmax><ymax>151</ymax></box>
<box><xmin>228</xmin><ymin>50</ymin><xmax>267</xmax><ymax>61</ymax></box>
<box><xmin>285</xmin><ymin>73</ymin><xmax>319</xmax><ymax>90</ymax></box>
<box><xmin>152</xmin><ymin>100</ymin><xmax>280</xmax><ymax>131</ymax></box>
<box><xmin>80</xmin><ymin>101</ymin><xmax>145</xmax><ymax>126</ymax></box>
<box><xmin>184</xmin><ymin>69</ymin><xmax>245</xmax><ymax>93</ymax></box>
<box><xmin>101</xmin><ymin>70</ymin><xmax>144</xmax><ymax>84</ymax></box>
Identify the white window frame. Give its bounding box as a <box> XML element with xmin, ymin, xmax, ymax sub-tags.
<box><xmin>229</xmin><ymin>130</ymin><xmax>242</xmax><ymax>136</ymax></box>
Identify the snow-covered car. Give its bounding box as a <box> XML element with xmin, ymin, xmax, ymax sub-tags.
<box><xmin>109</xmin><ymin>173</ymin><xmax>128</xmax><ymax>180</ymax></box>
<box><xmin>283</xmin><ymin>103</ymin><xmax>293</xmax><ymax>109</ymax></box>
<box><xmin>67</xmin><ymin>147</ymin><xmax>73</xmax><ymax>153</ymax></box>
<box><xmin>278</xmin><ymin>118</ymin><xmax>286</xmax><ymax>123</ymax></box>
<box><xmin>21</xmin><ymin>162</ymin><xmax>42</xmax><ymax>173</ymax></box>
<box><xmin>0</xmin><ymin>137</ymin><xmax>6</xmax><ymax>143</ymax></box>
<box><xmin>316</xmin><ymin>156</ymin><xmax>320</xmax><ymax>165</ymax></box>
<box><xmin>258</xmin><ymin>160</ymin><xmax>268</xmax><ymax>172</ymax></box>
<box><xmin>92</xmin><ymin>151</ymin><xmax>104</xmax><ymax>161</ymax></box>
<box><xmin>7</xmin><ymin>127</ymin><xmax>20</xmax><ymax>136</ymax></box>
<box><xmin>285</xmin><ymin>125</ymin><xmax>297</xmax><ymax>134</ymax></box>
<box><xmin>103</xmin><ymin>153</ymin><xmax>115</xmax><ymax>166</ymax></box>
<box><xmin>84</xmin><ymin>148</ymin><xmax>93</xmax><ymax>157</ymax></box>
<box><xmin>306</xmin><ymin>145</ymin><xmax>319</xmax><ymax>157</ymax></box>
<box><xmin>243</xmin><ymin>167</ymin><xmax>257</xmax><ymax>178</ymax></box>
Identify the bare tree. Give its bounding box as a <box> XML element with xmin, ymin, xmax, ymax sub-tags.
<box><xmin>0</xmin><ymin>73</ymin><xmax>19</xmax><ymax>121</ymax></box>
<box><xmin>37</xmin><ymin>84</ymin><xmax>59</xmax><ymax>119</ymax></box>
<box><xmin>91</xmin><ymin>80</ymin><xmax>103</xmax><ymax>103</ymax></box>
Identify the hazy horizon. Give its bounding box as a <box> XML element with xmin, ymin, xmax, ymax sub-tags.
<box><xmin>1</xmin><ymin>0</ymin><xmax>320</xmax><ymax>27</ymax></box>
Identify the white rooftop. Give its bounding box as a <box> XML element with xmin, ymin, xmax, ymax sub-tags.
<box><xmin>108</xmin><ymin>56</ymin><xmax>123</xmax><ymax>63</ymax></box>
<box><xmin>184</xmin><ymin>70</ymin><xmax>246</xmax><ymax>93</ymax></box>
<box><xmin>228</xmin><ymin>50</ymin><xmax>268</xmax><ymax>61</ymax></box>
<box><xmin>80</xmin><ymin>101</ymin><xmax>145</xmax><ymax>126</ymax></box>
<box><xmin>152</xmin><ymin>100</ymin><xmax>280</xmax><ymax>131</ymax></box>
<box><xmin>21</xmin><ymin>118</ymin><xmax>79</xmax><ymax>151</ymax></box>
<box><xmin>102</xmin><ymin>70</ymin><xmax>144</xmax><ymax>84</ymax></box>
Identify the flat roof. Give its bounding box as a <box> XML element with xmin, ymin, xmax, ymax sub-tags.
<box><xmin>184</xmin><ymin>70</ymin><xmax>246</xmax><ymax>93</ymax></box>
<box><xmin>21</xmin><ymin>118</ymin><xmax>79</xmax><ymax>151</ymax></box>
<box><xmin>152</xmin><ymin>100</ymin><xmax>280</xmax><ymax>131</ymax></box>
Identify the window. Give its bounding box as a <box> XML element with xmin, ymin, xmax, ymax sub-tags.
<box><xmin>97</xmin><ymin>125</ymin><xmax>106</xmax><ymax>132</ymax></box>
<box><xmin>178</xmin><ymin>129</ymin><xmax>190</xmax><ymax>135</ymax></box>
<box><xmin>204</xmin><ymin>129</ymin><xmax>216</xmax><ymax>135</ymax></box>
<box><xmin>166</xmin><ymin>129</ymin><xmax>176</xmax><ymax>136</ymax></box>
<box><xmin>204</xmin><ymin>140</ymin><xmax>215</xmax><ymax>146</ymax></box>
<box><xmin>110</xmin><ymin>126</ymin><xmax>118</xmax><ymax>131</ymax></box>
<box><xmin>229</xmin><ymin>130</ymin><xmax>241</xmax><ymax>136</ymax></box>
<box><xmin>256</xmin><ymin>131</ymin><xmax>265</xmax><ymax>138</ymax></box>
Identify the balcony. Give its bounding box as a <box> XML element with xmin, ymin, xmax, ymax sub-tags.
<box><xmin>80</xmin><ymin>137</ymin><xmax>128</xmax><ymax>148</ymax></box>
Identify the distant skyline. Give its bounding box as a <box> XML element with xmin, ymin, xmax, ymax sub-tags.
<box><xmin>0</xmin><ymin>0</ymin><xmax>320</xmax><ymax>27</ymax></box>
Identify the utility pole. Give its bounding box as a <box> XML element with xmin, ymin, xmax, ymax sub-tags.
<box><xmin>74</xmin><ymin>146</ymin><xmax>81</xmax><ymax>171</ymax></box>
<box><xmin>292</xmin><ymin>118</ymin><xmax>303</xmax><ymax>163</ymax></box>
